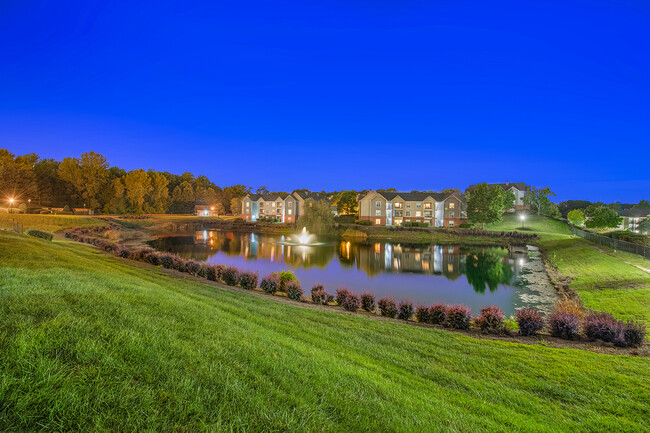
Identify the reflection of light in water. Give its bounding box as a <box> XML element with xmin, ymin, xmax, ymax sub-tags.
<box><xmin>203</xmin><ymin>230</ymin><xmax>208</xmax><ymax>240</ymax></box>
<box><xmin>519</xmin><ymin>258</ymin><xmax>524</xmax><ymax>267</ymax></box>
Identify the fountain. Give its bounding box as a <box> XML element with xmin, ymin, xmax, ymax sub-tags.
<box><xmin>277</xmin><ymin>227</ymin><xmax>325</xmax><ymax>246</ymax></box>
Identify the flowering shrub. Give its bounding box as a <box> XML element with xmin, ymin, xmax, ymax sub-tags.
<box><xmin>378</xmin><ymin>297</ymin><xmax>398</xmax><ymax>318</ymax></box>
<box><xmin>159</xmin><ymin>253</ymin><xmax>176</xmax><ymax>269</ymax></box>
<box><xmin>397</xmin><ymin>300</ymin><xmax>414</xmax><ymax>321</ymax></box>
<box><xmin>415</xmin><ymin>305</ymin><xmax>430</xmax><ymax>323</ymax></box>
<box><xmin>429</xmin><ymin>304</ymin><xmax>447</xmax><ymax>325</ymax></box>
<box><xmin>341</xmin><ymin>293</ymin><xmax>360</xmax><ymax>312</ymax></box>
<box><xmin>171</xmin><ymin>256</ymin><xmax>186</xmax><ymax>272</ymax></box>
<box><xmin>239</xmin><ymin>270</ymin><xmax>259</xmax><ymax>290</ymax></box>
<box><xmin>286</xmin><ymin>281</ymin><xmax>303</xmax><ymax>301</ymax></box>
<box><xmin>360</xmin><ymin>292</ymin><xmax>376</xmax><ymax>312</ymax></box>
<box><xmin>335</xmin><ymin>288</ymin><xmax>351</xmax><ymax>305</ymax></box>
<box><xmin>143</xmin><ymin>251</ymin><xmax>161</xmax><ymax>266</ymax></box>
<box><xmin>205</xmin><ymin>265</ymin><xmax>220</xmax><ymax>281</ymax></box>
<box><xmin>515</xmin><ymin>308</ymin><xmax>544</xmax><ymax>336</ymax></box>
<box><xmin>444</xmin><ymin>305</ymin><xmax>472</xmax><ymax>330</ymax></box>
<box><xmin>476</xmin><ymin>305</ymin><xmax>504</xmax><ymax>332</ymax></box>
<box><xmin>584</xmin><ymin>312</ymin><xmax>623</xmax><ymax>343</ymax></box>
<box><xmin>197</xmin><ymin>264</ymin><xmax>210</xmax><ymax>278</ymax></box>
<box><xmin>185</xmin><ymin>260</ymin><xmax>202</xmax><ymax>276</ymax></box>
<box><xmin>311</xmin><ymin>285</ymin><xmax>329</xmax><ymax>304</ymax></box>
<box><xmin>548</xmin><ymin>311</ymin><xmax>580</xmax><ymax>339</ymax></box>
<box><xmin>273</xmin><ymin>270</ymin><xmax>298</xmax><ymax>291</ymax></box>
<box><xmin>620</xmin><ymin>320</ymin><xmax>646</xmax><ymax>347</ymax></box>
<box><xmin>260</xmin><ymin>274</ymin><xmax>281</xmax><ymax>294</ymax></box>
<box><xmin>222</xmin><ymin>266</ymin><xmax>240</xmax><ymax>286</ymax></box>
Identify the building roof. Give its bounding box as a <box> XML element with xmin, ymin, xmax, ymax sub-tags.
<box><xmin>293</xmin><ymin>191</ymin><xmax>329</xmax><ymax>201</ymax></box>
<box><xmin>368</xmin><ymin>191</ymin><xmax>453</xmax><ymax>202</ymax></box>
<box><xmin>620</xmin><ymin>208</ymin><xmax>650</xmax><ymax>217</ymax></box>
<box><xmin>246</xmin><ymin>193</ymin><xmax>291</xmax><ymax>201</ymax></box>
<box><xmin>467</xmin><ymin>182</ymin><xmax>528</xmax><ymax>192</ymax></box>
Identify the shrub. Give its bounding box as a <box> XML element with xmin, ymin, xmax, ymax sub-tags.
<box><xmin>335</xmin><ymin>288</ymin><xmax>351</xmax><ymax>305</ymax></box>
<box><xmin>459</xmin><ymin>223</ymin><xmax>472</xmax><ymax>228</ymax></box>
<box><xmin>341</xmin><ymin>293</ymin><xmax>360</xmax><ymax>312</ymax></box>
<box><xmin>548</xmin><ymin>311</ymin><xmax>581</xmax><ymax>339</ymax></box>
<box><xmin>143</xmin><ymin>251</ymin><xmax>161</xmax><ymax>266</ymax></box>
<box><xmin>554</xmin><ymin>297</ymin><xmax>583</xmax><ymax>318</ymax></box>
<box><xmin>238</xmin><ymin>270</ymin><xmax>259</xmax><ymax>290</ymax></box>
<box><xmin>25</xmin><ymin>229</ymin><xmax>54</xmax><ymax>241</ymax></box>
<box><xmin>397</xmin><ymin>300</ymin><xmax>414</xmax><ymax>320</ymax></box>
<box><xmin>159</xmin><ymin>253</ymin><xmax>175</xmax><ymax>269</ymax></box>
<box><xmin>620</xmin><ymin>320</ymin><xmax>646</xmax><ymax>348</ymax></box>
<box><xmin>273</xmin><ymin>270</ymin><xmax>298</xmax><ymax>291</ymax></box>
<box><xmin>205</xmin><ymin>265</ymin><xmax>221</xmax><ymax>282</ymax></box>
<box><xmin>584</xmin><ymin>312</ymin><xmax>623</xmax><ymax>343</ymax></box>
<box><xmin>128</xmin><ymin>248</ymin><xmax>154</xmax><ymax>261</ymax></box>
<box><xmin>429</xmin><ymin>304</ymin><xmax>447</xmax><ymax>325</ymax></box>
<box><xmin>515</xmin><ymin>308</ymin><xmax>545</xmax><ymax>336</ymax></box>
<box><xmin>198</xmin><ymin>264</ymin><xmax>210</xmax><ymax>278</ymax></box>
<box><xmin>115</xmin><ymin>246</ymin><xmax>130</xmax><ymax>258</ymax></box>
<box><xmin>360</xmin><ymin>292</ymin><xmax>376</xmax><ymax>312</ymax></box>
<box><xmin>185</xmin><ymin>260</ymin><xmax>202</xmax><ymax>276</ymax></box>
<box><xmin>354</xmin><ymin>220</ymin><xmax>372</xmax><ymax>226</ymax></box>
<box><xmin>476</xmin><ymin>305</ymin><xmax>504</xmax><ymax>332</ymax></box>
<box><xmin>311</xmin><ymin>285</ymin><xmax>329</xmax><ymax>304</ymax></box>
<box><xmin>260</xmin><ymin>274</ymin><xmax>281</xmax><ymax>294</ymax></box>
<box><xmin>378</xmin><ymin>297</ymin><xmax>398</xmax><ymax>318</ymax></box>
<box><xmin>415</xmin><ymin>305</ymin><xmax>431</xmax><ymax>323</ymax></box>
<box><xmin>172</xmin><ymin>256</ymin><xmax>187</xmax><ymax>272</ymax></box>
<box><xmin>444</xmin><ymin>305</ymin><xmax>472</xmax><ymax>330</ymax></box>
<box><xmin>401</xmin><ymin>222</ymin><xmax>429</xmax><ymax>228</ymax></box>
<box><xmin>286</xmin><ymin>281</ymin><xmax>303</xmax><ymax>300</ymax></box>
<box><xmin>222</xmin><ymin>266</ymin><xmax>240</xmax><ymax>286</ymax></box>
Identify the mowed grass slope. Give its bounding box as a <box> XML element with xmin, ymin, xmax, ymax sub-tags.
<box><xmin>1</xmin><ymin>232</ymin><xmax>649</xmax><ymax>432</ymax></box>
<box><xmin>0</xmin><ymin>214</ymin><xmax>107</xmax><ymax>232</ymax></box>
<box><xmin>488</xmin><ymin>214</ymin><xmax>650</xmax><ymax>325</ymax></box>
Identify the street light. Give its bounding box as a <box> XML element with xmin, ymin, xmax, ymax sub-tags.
<box><xmin>520</xmin><ymin>213</ymin><xmax>526</xmax><ymax>229</ymax></box>
<box><xmin>8</xmin><ymin>198</ymin><xmax>14</xmax><ymax>213</ymax></box>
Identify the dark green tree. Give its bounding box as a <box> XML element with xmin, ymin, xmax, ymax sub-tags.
<box><xmin>585</xmin><ymin>206</ymin><xmax>621</xmax><ymax>228</ymax></box>
<box><xmin>467</xmin><ymin>183</ymin><xmax>503</xmax><ymax>227</ymax></box>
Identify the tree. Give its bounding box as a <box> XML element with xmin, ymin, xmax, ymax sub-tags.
<box><xmin>146</xmin><ymin>171</ymin><xmax>170</xmax><ymax>213</ymax></box>
<box><xmin>123</xmin><ymin>169</ymin><xmax>153</xmax><ymax>214</ymax></box>
<box><xmin>633</xmin><ymin>200</ymin><xmax>650</xmax><ymax>209</ymax></box>
<box><xmin>638</xmin><ymin>218</ymin><xmax>650</xmax><ymax>233</ymax></box>
<box><xmin>585</xmin><ymin>206</ymin><xmax>621</xmax><ymax>229</ymax></box>
<box><xmin>297</xmin><ymin>200</ymin><xmax>335</xmax><ymax>235</ymax></box>
<box><xmin>500</xmin><ymin>189</ymin><xmax>516</xmax><ymax>211</ymax></box>
<box><xmin>58</xmin><ymin>152</ymin><xmax>109</xmax><ymax>210</ymax></box>
<box><xmin>336</xmin><ymin>191</ymin><xmax>358</xmax><ymax>215</ymax></box>
<box><xmin>231</xmin><ymin>197</ymin><xmax>242</xmax><ymax>215</ymax></box>
<box><xmin>523</xmin><ymin>186</ymin><xmax>556</xmax><ymax>216</ymax></box>
<box><xmin>212</xmin><ymin>202</ymin><xmax>225</xmax><ymax>215</ymax></box>
<box><xmin>467</xmin><ymin>183</ymin><xmax>503</xmax><ymax>227</ymax></box>
<box><xmin>256</xmin><ymin>186</ymin><xmax>269</xmax><ymax>195</ymax></box>
<box><xmin>558</xmin><ymin>200</ymin><xmax>592</xmax><ymax>218</ymax></box>
<box><xmin>567</xmin><ymin>209</ymin><xmax>586</xmax><ymax>226</ymax></box>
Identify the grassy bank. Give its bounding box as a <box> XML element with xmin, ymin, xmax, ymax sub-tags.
<box><xmin>488</xmin><ymin>214</ymin><xmax>650</xmax><ymax>325</ymax></box>
<box><xmin>1</xmin><ymin>231</ymin><xmax>649</xmax><ymax>431</ymax></box>
<box><xmin>0</xmin><ymin>214</ymin><xmax>108</xmax><ymax>232</ymax></box>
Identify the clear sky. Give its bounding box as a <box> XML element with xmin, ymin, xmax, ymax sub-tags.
<box><xmin>1</xmin><ymin>1</ymin><xmax>648</xmax><ymax>202</ymax></box>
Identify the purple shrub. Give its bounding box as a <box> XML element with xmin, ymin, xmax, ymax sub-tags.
<box><xmin>185</xmin><ymin>260</ymin><xmax>202</xmax><ymax>276</ymax></box>
<box><xmin>311</xmin><ymin>285</ymin><xmax>329</xmax><ymax>304</ymax></box>
<box><xmin>476</xmin><ymin>305</ymin><xmax>505</xmax><ymax>332</ymax></box>
<box><xmin>222</xmin><ymin>266</ymin><xmax>240</xmax><ymax>286</ymax></box>
<box><xmin>415</xmin><ymin>305</ymin><xmax>431</xmax><ymax>323</ymax></box>
<box><xmin>584</xmin><ymin>312</ymin><xmax>623</xmax><ymax>343</ymax></box>
<box><xmin>198</xmin><ymin>264</ymin><xmax>210</xmax><ymax>278</ymax></box>
<box><xmin>378</xmin><ymin>297</ymin><xmax>398</xmax><ymax>318</ymax></box>
<box><xmin>444</xmin><ymin>305</ymin><xmax>472</xmax><ymax>330</ymax></box>
<box><xmin>286</xmin><ymin>281</ymin><xmax>304</xmax><ymax>301</ymax></box>
<box><xmin>143</xmin><ymin>251</ymin><xmax>161</xmax><ymax>266</ymax></box>
<box><xmin>619</xmin><ymin>320</ymin><xmax>646</xmax><ymax>348</ymax></box>
<box><xmin>205</xmin><ymin>265</ymin><xmax>220</xmax><ymax>282</ymax></box>
<box><xmin>172</xmin><ymin>256</ymin><xmax>187</xmax><ymax>272</ymax></box>
<box><xmin>260</xmin><ymin>274</ymin><xmax>281</xmax><ymax>294</ymax></box>
<box><xmin>341</xmin><ymin>293</ymin><xmax>360</xmax><ymax>312</ymax></box>
<box><xmin>515</xmin><ymin>308</ymin><xmax>545</xmax><ymax>336</ymax></box>
<box><xmin>335</xmin><ymin>288</ymin><xmax>351</xmax><ymax>305</ymax></box>
<box><xmin>548</xmin><ymin>311</ymin><xmax>581</xmax><ymax>339</ymax></box>
<box><xmin>238</xmin><ymin>270</ymin><xmax>259</xmax><ymax>290</ymax></box>
<box><xmin>159</xmin><ymin>253</ymin><xmax>175</xmax><ymax>269</ymax></box>
<box><xmin>360</xmin><ymin>292</ymin><xmax>376</xmax><ymax>312</ymax></box>
<box><xmin>397</xmin><ymin>300</ymin><xmax>415</xmax><ymax>321</ymax></box>
<box><xmin>429</xmin><ymin>304</ymin><xmax>447</xmax><ymax>325</ymax></box>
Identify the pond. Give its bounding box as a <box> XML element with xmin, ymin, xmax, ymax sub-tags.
<box><xmin>149</xmin><ymin>230</ymin><xmax>557</xmax><ymax>316</ymax></box>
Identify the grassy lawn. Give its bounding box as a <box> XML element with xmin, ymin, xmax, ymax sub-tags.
<box><xmin>1</xmin><ymin>231</ymin><xmax>649</xmax><ymax>432</ymax></box>
<box><xmin>488</xmin><ymin>214</ymin><xmax>650</xmax><ymax>325</ymax></box>
<box><xmin>0</xmin><ymin>214</ymin><xmax>107</xmax><ymax>233</ymax></box>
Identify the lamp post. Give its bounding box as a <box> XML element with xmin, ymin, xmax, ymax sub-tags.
<box><xmin>8</xmin><ymin>198</ymin><xmax>14</xmax><ymax>213</ymax></box>
<box><xmin>520</xmin><ymin>213</ymin><xmax>526</xmax><ymax>229</ymax></box>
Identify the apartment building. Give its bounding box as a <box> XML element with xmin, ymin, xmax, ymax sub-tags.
<box><xmin>357</xmin><ymin>191</ymin><xmax>467</xmax><ymax>227</ymax></box>
<box><xmin>240</xmin><ymin>191</ymin><xmax>330</xmax><ymax>223</ymax></box>
<box><xmin>466</xmin><ymin>181</ymin><xmax>529</xmax><ymax>212</ymax></box>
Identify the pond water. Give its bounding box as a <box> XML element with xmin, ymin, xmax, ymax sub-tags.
<box><xmin>149</xmin><ymin>230</ymin><xmax>557</xmax><ymax>316</ymax></box>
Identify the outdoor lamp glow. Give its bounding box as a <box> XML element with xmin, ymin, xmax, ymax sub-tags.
<box><xmin>520</xmin><ymin>214</ymin><xmax>525</xmax><ymax>221</ymax></box>
<box><xmin>9</xmin><ymin>198</ymin><xmax>14</xmax><ymax>204</ymax></box>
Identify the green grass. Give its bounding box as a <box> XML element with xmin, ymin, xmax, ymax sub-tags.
<box><xmin>0</xmin><ymin>214</ymin><xmax>107</xmax><ymax>232</ymax></box>
<box><xmin>1</xmin><ymin>231</ymin><xmax>649</xmax><ymax>432</ymax></box>
<box><xmin>488</xmin><ymin>214</ymin><xmax>650</xmax><ymax>325</ymax></box>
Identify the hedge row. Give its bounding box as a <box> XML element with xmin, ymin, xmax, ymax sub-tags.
<box><xmin>25</xmin><ymin>229</ymin><xmax>54</xmax><ymax>241</ymax></box>
<box><xmin>64</xmin><ymin>227</ymin><xmax>645</xmax><ymax>347</ymax></box>
<box><xmin>387</xmin><ymin>226</ymin><xmax>539</xmax><ymax>240</ymax></box>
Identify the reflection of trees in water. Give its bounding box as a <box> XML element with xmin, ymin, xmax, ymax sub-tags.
<box><xmin>464</xmin><ymin>249</ymin><xmax>514</xmax><ymax>293</ymax></box>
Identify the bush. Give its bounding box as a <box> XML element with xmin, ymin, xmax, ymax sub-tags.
<box><xmin>584</xmin><ymin>312</ymin><xmax>623</xmax><ymax>343</ymax></box>
<box><xmin>311</xmin><ymin>285</ymin><xmax>329</xmax><ymax>304</ymax></box>
<box><xmin>185</xmin><ymin>260</ymin><xmax>202</xmax><ymax>276</ymax></box>
<box><xmin>548</xmin><ymin>311</ymin><xmax>581</xmax><ymax>339</ymax></box>
<box><xmin>239</xmin><ymin>270</ymin><xmax>259</xmax><ymax>290</ymax></box>
<box><xmin>360</xmin><ymin>292</ymin><xmax>376</xmax><ymax>312</ymax></box>
<box><xmin>415</xmin><ymin>305</ymin><xmax>431</xmax><ymax>323</ymax></box>
<box><xmin>401</xmin><ymin>222</ymin><xmax>429</xmax><ymax>228</ymax></box>
<box><xmin>260</xmin><ymin>274</ymin><xmax>281</xmax><ymax>294</ymax></box>
<box><xmin>397</xmin><ymin>300</ymin><xmax>414</xmax><ymax>320</ymax></box>
<box><xmin>222</xmin><ymin>266</ymin><xmax>240</xmax><ymax>286</ymax></box>
<box><xmin>115</xmin><ymin>246</ymin><xmax>130</xmax><ymax>258</ymax></box>
<box><xmin>476</xmin><ymin>305</ymin><xmax>504</xmax><ymax>332</ymax></box>
<box><xmin>341</xmin><ymin>293</ymin><xmax>360</xmax><ymax>312</ymax></box>
<box><xmin>205</xmin><ymin>265</ymin><xmax>221</xmax><ymax>282</ymax></box>
<box><xmin>25</xmin><ymin>229</ymin><xmax>54</xmax><ymax>241</ymax></box>
<box><xmin>143</xmin><ymin>251</ymin><xmax>161</xmax><ymax>266</ymax></box>
<box><xmin>335</xmin><ymin>288</ymin><xmax>351</xmax><ymax>305</ymax></box>
<box><xmin>444</xmin><ymin>305</ymin><xmax>472</xmax><ymax>330</ymax></box>
<box><xmin>459</xmin><ymin>223</ymin><xmax>472</xmax><ymax>228</ymax></box>
<box><xmin>286</xmin><ymin>281</ymin><xmax>303</xmax><ymax>301</ymax></box>
<box><xmin>354</xmin><ymin>220</ymin><xmax>372</xmax><ymax>226</ymax></box>
<box><xmin>159</xmin><ymin>253</ymin><xmax>176</xmax><ymax>269</ymax></box>
<box><xmin>620</xmin><ymin>320</ymin><xmax>646</xmax><ymax>348</ymax></box>
<box><xmin>172</xmin><ymin>256</ymin><xmax>187</xmax><ymax>272</ymax></box>
<box><xmin>554</xmin><ymin>297</ymin><xmax>583</xmax><ymax>318</ymax></box>
<box><xmin>198</xmin><ymin>264</ymin><xmax>210</xmax><ymax>278</ymax></box>
<box><xmin>515</xmin><ymin>308</ymin><xmax>545</xmax><ymax>336</ymax></box>
<box><xmin>378</xmin><ymin>297</ymin><xmax>398</xmax><ymax>318</ymax></box>
<box><xmin>429</xmin><ymin>304</ymin><xmax>447</xmax><ymax>325</ymax></box>
<box><xmin>274</xmin><ymin>270</ymin><xmax>298</xmax><ymax>291</ymax></box>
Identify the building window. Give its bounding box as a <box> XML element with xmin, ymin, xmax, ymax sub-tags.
<box><xmin>272</xmin><ymin>202</ymin><xmax>276</xmax><ymax>207</ymax></box>
<box><xmin>375</xmin><ymin>218</ymin><xmax>381</xmax><ymax>225</ymax></box>
<box><xmin>288</xmin><ymin>202</ymin><xmax>292</xmax><ymax>207</ymax></box>
<box><xmin>406</xmin><ymin>211</ymin><xmax>411</xmax><ymax>217</ymax></box>
<box><xmin>288</xmin><ymin>209</ymin><xmax>292</xmax><ymax>215</ymax></box>
<box><xmin>449</xmin><ymin>202</ymin><xmax>455</xmax><ymax>209</ymax></box>
<box><xmin>450</xmin><ymin>211</ymin><xmax>455</xmax><ymax>218</ymax></box>
<box><xmin>449</xmin><ymin>220</ymin><xmax>455</xmax><ymax>227</ymax></box>
<box><xmin>424</xmin><ymin>203</ymin><xmax>432</xmax><ymax>209</ymax></box>
<box><xmin>376</xmin><ymin>201</ymin><xmax>381</xmax><ymax>207</ymax></box>
<box><xmin>394</xmin><ymin>202</ymin><xmax>403</xmax><ymax>208</ymax></box>
<box><xmin>375</xmin><ymin>210</ymin><xmax>381</xmax><ymax>216</ymax></box>
<box><xmin>406</xmin><ymin>203</ymin><xmax>411</xmax><ymax>208</ymax></box>
<box><xmin>416</xmin><ymin>203</ymin><xmax>421</xmax><ymax>208</ymax></box>
<box><xmin>416</xmin><ymin>211</ymin><xmax>421</xmax><ymax>217</ymax></box>
<box><xmin>246</xmin><ymin>202</ymin><xmax>249</xmax><ymax>207</ymax></box>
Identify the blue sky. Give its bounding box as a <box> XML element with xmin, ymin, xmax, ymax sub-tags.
<box><xmin>1</xmin><ymin>0</ymin><xmax>648</xmax><ymax>202</ymax></box>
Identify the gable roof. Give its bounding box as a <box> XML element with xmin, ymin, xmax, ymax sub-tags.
<box><xmin>293</xmin><ymin>191</ymin><xmax>329</xmax><ymax>201</ymax></box>
<box><xmin>245</xmin><ymin>193</ymin><xmax>290</xmax><ymax>201</ymax></box>
<box><xmin>620</xmin><ymin>208</ymin><xmax>650</xmax><ymax>217</ymax></box>
<box><xmin>366</xmin><ymin>191</ymin><xmax>453</xmax><ymax>202</ymax></box>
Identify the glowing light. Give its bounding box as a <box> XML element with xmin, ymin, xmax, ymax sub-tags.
<box><xmin>9</xmin><ymin>198</ymin><xmax>14</xmax><ymax>204</ymax></box>
<box><xmin>520</xmin><ymin>214</ymin><xmax>526</xmax><ymax>221</ymax></box>
<box><xmin>297</xmin><ymin>227</ymin><xmax>311</xmax><ymax>245</ymax></box>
